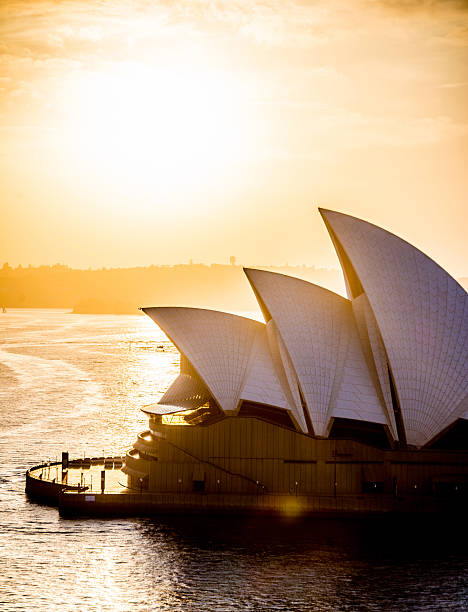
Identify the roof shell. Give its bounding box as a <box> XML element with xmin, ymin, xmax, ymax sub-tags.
<box><xmin>244</xmin><ymin>268</ymin><xmax>392</xmax><ymax>437</ymax></box>
<box><xmin>142</xmin><ymin>307</ymin><xmax>304</xmax><ymax>429</ymax></box>
<box><xmin>143</xmin><ymin>307</ymin><xmax>259</xmax><ymax>414</ymax></box>
<box><xmin>157</xmin><ymin>373</ymin><xmax>211</xmax><ymax>410</ymax></box>
<box><xmin>320</xmin><ymin>208</ymin><xmax>468</xmax><ymax>446</ymax></box>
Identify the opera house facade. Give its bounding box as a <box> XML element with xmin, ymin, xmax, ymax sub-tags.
<box><xmin>120</xmin><ymin>209</ymin><xmax>467</xmax><ymax>514</ymax></box>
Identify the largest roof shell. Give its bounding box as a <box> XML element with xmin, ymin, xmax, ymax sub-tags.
<box><xmin>320</xmin><ymin>208</ymin><xmax>468</xmax><ymax>447</ymax></box>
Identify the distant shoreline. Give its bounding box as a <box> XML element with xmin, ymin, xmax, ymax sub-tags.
<box><xmin>1</xmin><ymin>264</ymin><xmax>466</xmax><ymax>313</ymax></box>
<box><xmin>1</xmin><ymin>306</ymin><xmax>142</xmax><ymax>315</ymax></box>
<box><xmin>71</xmin><ymin>299</ymin><xmax>142</xmax><ymax>315</ymax></box>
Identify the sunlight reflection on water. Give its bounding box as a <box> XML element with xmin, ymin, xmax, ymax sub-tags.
<box><xmin>0</xmin><ymin>309</ymin><xmax>467</xmax><ymax>611</ymax></box>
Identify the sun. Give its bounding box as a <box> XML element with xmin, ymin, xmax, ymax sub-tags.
<box><xmin>60</xmin><ymin>60</ymin><xmax>248</xmax><ymax>195</ymax></box>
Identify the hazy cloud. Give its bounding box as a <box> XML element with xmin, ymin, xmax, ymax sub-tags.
<box><xmin>377</xmin><ymin>0</ymin><xmax>468</xmax><ymax>11</ymax></box>
<box><xmin>0</xmin><ymin>0</ymin><xmax>466</xmax><ymax>273</ymax></box>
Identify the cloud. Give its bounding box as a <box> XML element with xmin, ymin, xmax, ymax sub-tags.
<box><xmin>1</xmin><ymin>0</ymin><xmax>467</xmax><ymax>148</ymax></box>
<box><xmin>376</xmin><ymin>0</ymin><xmax>468</xmax><ymax>12</ymax></box>
<box><xmin>1</xmin><ymin>0</ymin><xmax>466</xmax><ymax>64</ymax></box>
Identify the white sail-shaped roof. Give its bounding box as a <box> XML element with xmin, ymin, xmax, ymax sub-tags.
<box><xmin>320</xmin><ymin>208</ymin><xmax>468</xmax><ymax>447</ymax></box>
<box><xmin>264</xmin><ymin>319</ymin><xmax>308</xmax><ymax>432</ymax></box>
<box><xmin>240</xmin><ymin>327</ymin><xmax>288</xmax><ymax>411</ymax></box>
<box><xmin>143</xmin><ymin>307</ymin><xmax>260</xmax><ymax>413</ymax></box>
<box><xmin>158</xmin><ymin>373</ymin><xmax>211</xmax><ymax>410</ymax></box>
<box><xmin>244</xmin><ymin>269</ymin><xmax>391</xmax><ymax>437</ymax></box>
<box><xmin>351</xmin><ymin>293</ymin><xmax>398</xmax><ymax>439</ymax></box>
<box><xmin>332</xmin><ymin>318</ymin><xmax>390</xmax><ymax>429</ymax></box>
<box><xmin>239</xmin><ymin>324</ymin><xmax>306</xmax><ymax>430</ymax></box>
<box><xmin>143</xmin><ymin>307</ymin><xmax>305</xmax><ymax>429</ymax></box>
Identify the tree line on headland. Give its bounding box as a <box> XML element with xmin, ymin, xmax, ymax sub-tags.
<box><xmin>0</xmin><ymin>262</ymin><xmax>352</xmax><ymax>314</ymax></box>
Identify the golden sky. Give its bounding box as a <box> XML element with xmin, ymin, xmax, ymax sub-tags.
<box><xmin>1</xmin><ymin>0</ymin><xmax>467</xmax><ymax>275</ymax></box>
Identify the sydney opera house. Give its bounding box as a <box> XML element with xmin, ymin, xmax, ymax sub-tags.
<box><xmin>114</xmin><ymin>209</ymin><xmax>468</xmax><ymax>514</ymax></box>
